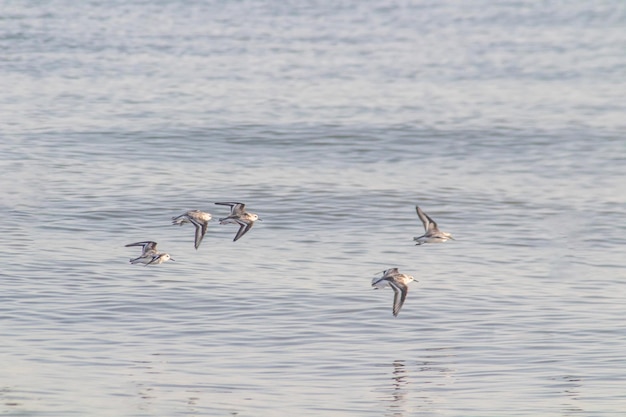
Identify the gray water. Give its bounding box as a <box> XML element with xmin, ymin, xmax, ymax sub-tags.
<box><xmin>2</xmin><ymin>1</ymin><xmax>626</xmax><ymax>416</ymax></box>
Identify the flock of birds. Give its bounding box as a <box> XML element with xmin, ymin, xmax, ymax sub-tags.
<box><xmin>125</xmin><ymin>203</ymin><xmax>453</xmax><ymax>317</ymax></box>
<box><xmin>125</xmin><ymin>202</ymin><xmax>259</xmax><ymax>265</ymax></box>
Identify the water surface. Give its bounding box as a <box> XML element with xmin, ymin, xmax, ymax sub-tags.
<box><xmin>1</xmin><ymin>1</ymin><xmax>625</xmax><ymax>416</ymax></box>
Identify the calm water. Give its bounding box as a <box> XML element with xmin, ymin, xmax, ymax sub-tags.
<box><xmin>2</xmin><ymin>1</ymin><xmax>626</xmax><ymax>416</ymax></box>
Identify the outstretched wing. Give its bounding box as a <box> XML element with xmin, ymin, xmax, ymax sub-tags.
<box><xmin>388</xmin><ymin>280</ymin><xmax>409</xmax><ymax>317</ymax></box>
<box><xmin>416</xmin><ymin>206</ymin><xmax>438</xmax><ymax>233</ymax></box>
<box><xmin>190</xmin><ymin>218</ymin><xmax>208</xmax><ymax>249</ymax></box>
<box><xmin>233</xmin><ymin>219</ymin><xmax>254</xmax><ymax>241</ymax></box>
<box><xmin>125</xmin><ymin>241</ymin><xmax>158</xmax><ymax>254</ymax></box>
<box><xmin>383</xmin><ymin>268</ymin><xmax>400</xmax><ymax>277</ymax></box>
<box><xmin>215</xmin><ymin>202</ymin><xmax>246</xmax><ymax>215</ymax></box>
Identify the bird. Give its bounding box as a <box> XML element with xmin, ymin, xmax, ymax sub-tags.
<box><xmin>413</xmin><ymin>206</ymin><xmax>454</xmax><ymax>245</ymax></box>
<box><xmin>172</xmin><ymin>210</ymin><xmax>212</xmax><ymax>249</ymax></box>
<box><xmin>372</xmin><ymin>268</ymin><xmax>416</xmax><ymax>317</ymax></box>
<box><xmin>214</xmin><ymin>202</ymin><xmax>260</xmax><ymax>241</ymax></box>
<box><xmin>125</xmin><ymin>241</ymin><xmax>174</xmax><ymax>266</ymax></box>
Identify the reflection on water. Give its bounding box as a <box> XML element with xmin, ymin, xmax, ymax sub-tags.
<box><xmin>385</xmin><ymin>360</ymin><xmax>408</xmax><ymax>417</ymax></box>
<box><xmin>380</xmin><ymin>348</ymin><xmax>458</xmax><ymax>416</ymax></box>
<box><xmin>0</xmin><ymin>387</ymin><xmax>20</xmax><ymax>410</ymax></box>
<box><xmin>128</xmin><ymin>356</ymin><xmax>215</xmax><ymax>417</ymax></box>
<box><xmin>553</xmin><ymin>375</ymin><xmax>584</xmax><ymax>416</ymax></box>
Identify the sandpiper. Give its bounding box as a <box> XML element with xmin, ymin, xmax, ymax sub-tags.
<box><xmin>372</xmin><ymin>268</ymin><xmax>416</xmax><ymax>317</ymax></box>
<box><xmin>413</xmin><ymin>206</ymin><xmax>454</xmax><ymax>245</ymax></box>
<box><xmin>214</xmin><ymin>202</ymin><xmax>260</xmax><ymax>242</ymax></box>
<box><xmin>125</xmin><ymin>241</ymin><xmax>174</xmax><ymax>266</ymax></box>
<box><xmin>172</xmin><ymin>210</ymin><xmax>212</xmax><ymax>249</ymax></box>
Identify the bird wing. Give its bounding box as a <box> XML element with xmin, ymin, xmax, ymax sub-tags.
<box><xmin>233</xmin><ymin>219</ymin><xmax>254</xmax><ymax>241</ymax></box>
<box><xmin>416</xmin><ymin>206</ymin><xmax>438</xmax><ymax>232</ymax></box>
<box><xmin>388</xmin><ymin>279</ymin><xmax>409</xmax><ymax>317</ymax></box>
<box><xmin>190</xmin><ymin>218</ymin><xmax>208</xmax><ymax>249</ymax></box>
<box><xmin>215</xmin><ymin>202</ymin><xmax>245</xmax><ymax>214</ymax></box>
<box><xmin>145</xmin><ymin>253</ymin><xmax>163</xmax><ymax>266</ymax></box>
<box><xmin>125</xmin><ymin>241</ymin><xmax>158</xmax><ymax>254</ymax></box>
<box><xmin>171</xmin><ymin>212</ymin><xmax>188</xmax><ymax>223</ymax></box>
<box><xmin>371</xmin><ymin>276</ymin><xmax>387</xmax><ymax>288</ymax></box>
<box><xmin>383</xmin><ymin>268</ymin><xmax>400</xmax><ymax>277</ymax></box>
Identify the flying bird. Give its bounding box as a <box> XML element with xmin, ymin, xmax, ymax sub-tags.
<box><xmin>372</xmin><ymin>268</ymin><xmax>416</xmax><ymax>317</ymax></box>
<box><xmin>214</xmin><ymin>202</ymin><xmax>260</xmax><ymax>242</ymax></box>
<box><xmin>125</xmin><ymin>241</ymin><xmax>174</xmax><ymax>266</ymax></box>
<box><xmin>413</xmin><ymin>206</ymin><xmax>454</xmax><ymax>245</ymax></box>
<box><xmin>172</xmin><ymin>210</ymin><xmax>212</xmax><ymax>249</ymax></box>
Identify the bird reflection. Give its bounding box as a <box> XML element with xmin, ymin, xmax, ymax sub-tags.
<box><xmin>378</xmin><ymin>348</ymin><xmax>458</xmax><ymax>416</ymax></box>
<box><xmin>385</xmin><ymin>360</ymin><xmax>409</xmax><ymax>417</ymax></box>
<box><xmin>555</xmin><ymin>375</ymin><xmax>584</xmax><ymax>416</ymax></box>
